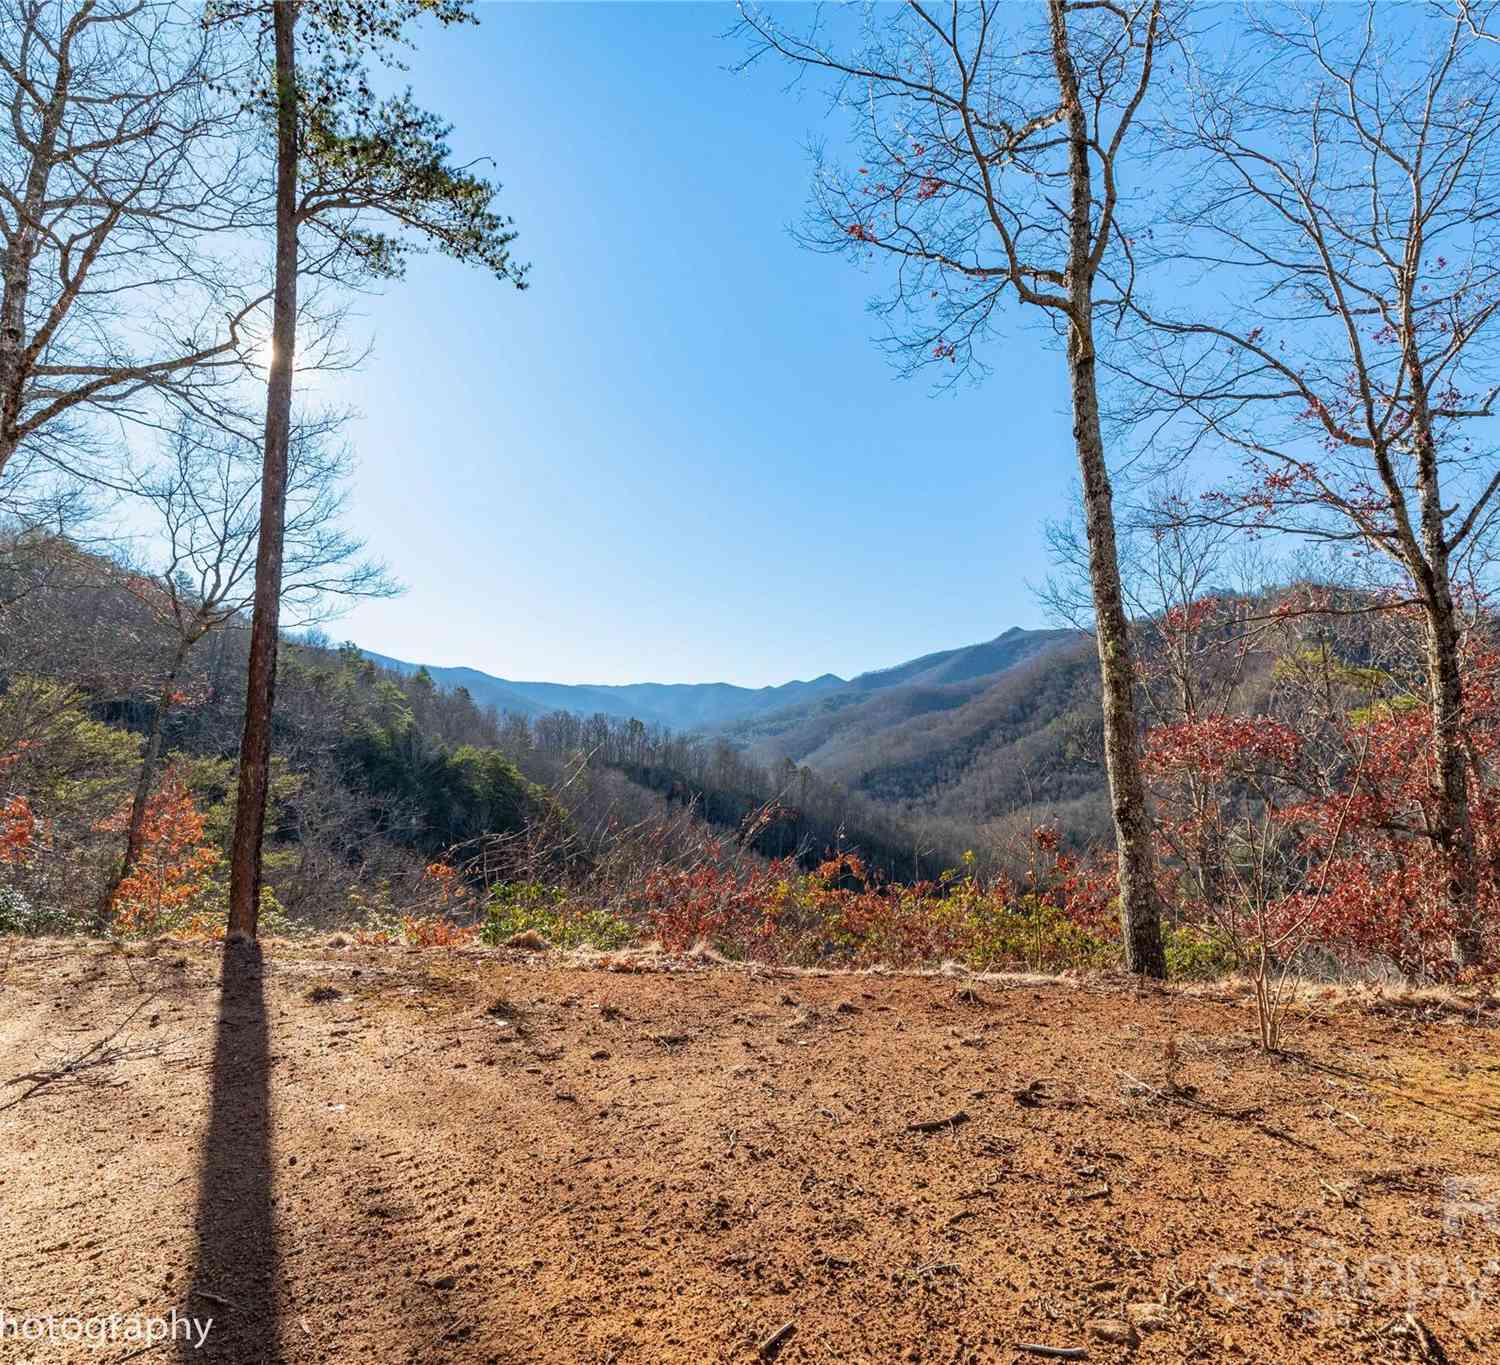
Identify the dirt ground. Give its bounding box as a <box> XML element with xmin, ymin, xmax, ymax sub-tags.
<box><xmin>1</xmin><ymin>938</ymin><xmax>1498</xmax><ymax>1364</ymax></box>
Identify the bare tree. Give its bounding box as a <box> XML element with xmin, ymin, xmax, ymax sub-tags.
<box><xmin>740</xmin><ymin>0</ymin><xmax>1170</xmax><ymax>974</ymax></box>
<box><xmin>1128</xmin><ymin>2</ymin><xmax>1500</xmax><ymax>965</ymax></box>
<box><xmin>100</xmin><ymin>409</ymin><xmax>393</xmax><ymax>921</ymax></box>
<box><xmin>218</xmin><ymin>0</ymin><xmax>527</xmax><ymax>939</ymax></box>
<box><xmin>0</xmin><ymin>0</ymin><xmax>265</xmax><ymax>488</ymax></box>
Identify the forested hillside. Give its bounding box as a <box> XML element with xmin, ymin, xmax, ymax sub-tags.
<box><xmin>368</xmin><ymin>627</ymin><xmax>1096</xmax><ymax>861</ymax></box>
<box><xmin>363</xmin><ymin>626</ymin><xmax>1074</xmax><ymax>735</ymax></box>
<box><xmin>0</xmin><ymin>532</ymin><xmax>944</xmax><ymax>939</ymax></box>
<box><xmin>730</xmin><ymin>629</ymin><xmax>1107</xmax><ymax>850</ymax></box>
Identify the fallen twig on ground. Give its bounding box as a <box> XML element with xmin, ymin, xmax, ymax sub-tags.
<box><xmin>1118</xmin><ymin>1069</ymin><xmax>1260</xmax><ymax>1119</ymax></box>
<box><xmin>906</xmin><ymin>1109</ymin><xmax>969</xmax><ymax>1133</ymax></box>
<box><xmin>1</xmin><ymin>996</ymin><xmax>158</xmax><ymax>1112</ymax></box>
<box><xmin>1117</xmin><ymin>1069</ymin><xmax>1324</xmax><ymax>1152</ymax></box>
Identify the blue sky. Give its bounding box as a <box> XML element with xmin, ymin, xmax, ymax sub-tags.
<box><xmin>328</xmin><ymin>3</ymin><xmax>1076</xmax><ymax>687</ymax></box>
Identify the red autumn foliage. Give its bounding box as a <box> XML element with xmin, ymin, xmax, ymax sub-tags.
<box><xmin>399</xmin><ymin>913</ymin><xmax>477</xmax><ymax>948</ymax></box>
<box><xmin>639</xmin><ymin>839</ymin><xmax>791</xmax><ymax>952</ymax></box>
<box><xmin>0</xmin><ymin>796</ymin><xmax>36</xmax><ymax>866</ymax></box>
<box><xmin>1273</xmin><ymin>645</ymin><xmax>1500</xmax><ymax>976</ymax></box>
<box><xmin>1141</xmin><ymin>589</ymin><xmax>1500</xmax><ymax>979</ymax></box>
<box><xmin>1</xmin><ymin>743</ymin><xmax>39</xmax><ymax>868</ymax></box>
<box><xmin>1145</xmin><ymin>715</ymin><xmax>1303</xmax><ymax>781</ymax></box>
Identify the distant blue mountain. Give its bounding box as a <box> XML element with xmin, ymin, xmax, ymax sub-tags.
<box><xmin>359</xmin><ymin>650</ymin><xmax>847</xmax><ymax>730</ymax></box>
<box><xmin>360</xmin><ymin>627</ymin><xmax>1073</xmax><ymax>735</ymax></box>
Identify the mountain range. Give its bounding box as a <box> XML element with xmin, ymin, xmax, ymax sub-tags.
<box><xmin>362</xmin><ymin>627</ymin><xmax>1076</xmax><ymax>734</ymax></box>
<box><xmin>360</xmin><ymin>651</ymin><xmax>847</xmax><ymax>729</ymax></box>
<box><xmin>365</xmin><ymin>626</ymin><xmax>1108</xmax><ymax>845</ymax></box>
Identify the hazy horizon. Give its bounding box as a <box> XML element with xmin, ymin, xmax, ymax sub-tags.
<box><xmin>355</xmin><ymin>623</ymin><xmax>1062</xmax><ymax>692</ymax></box>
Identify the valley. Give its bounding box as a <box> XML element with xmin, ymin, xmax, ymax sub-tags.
<box><xmin>367</xmin><ymin>626</ymin><xmax>1109</xmax><ymax>854</ymax></box>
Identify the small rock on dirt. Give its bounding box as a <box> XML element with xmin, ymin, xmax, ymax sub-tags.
<box><xmin>1126</xmin><ymin>1303</ymin><xmax>1169</xmax><ymax>1332</ymax></box>
<box><xmin>1087</xmin><ymin>1318</ymin><xmax>1140</xmax><ymax>1350</ymax></box>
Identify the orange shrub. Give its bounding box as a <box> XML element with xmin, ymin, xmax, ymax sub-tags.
<box><xmin>0</xmin><ymin>796</ymin><xmax>36</xmax><ymax>866</ymax></box>
<box><xmin>400</xmin><ymin>913</ymin><xmax>478</xmax><ymax>947</ymax></box>
<box><xmin>105</xmin><ymin>774</ymin><xmax>220</xmax><ymax>935</ymax></box>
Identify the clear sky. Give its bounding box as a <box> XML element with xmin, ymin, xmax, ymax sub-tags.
<box><xmin>327</xmin><ymin>2</ymin><xmax>1077</xmax><ymax>687</ymax></box>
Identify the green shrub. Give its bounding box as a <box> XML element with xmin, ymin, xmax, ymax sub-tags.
<box><xmin>1163</xmin><ymin>923</ymin><xmax>1236</xmax><ymax>980</ymax></box>
<box><xmin>482</xmin><ymin>882</ymin><xmax>635</xmax><ymax>950</ymax></box>
<box><xmin>961</xmin><ymin>893</ymin><xmax>1118</xmax><ymax>973</ymax></box>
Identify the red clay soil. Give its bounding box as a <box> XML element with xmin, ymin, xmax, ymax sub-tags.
<box><xmin>1</xmin><ymin>938</ymin><xmax>1498</xmax><ymax>1364</ymax></box>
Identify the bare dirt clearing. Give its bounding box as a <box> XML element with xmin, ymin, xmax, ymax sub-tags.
<box><xmin>1</xmin><ymin>939</ymin><xmax>1497</xmax><ymax>1363</ymax></box>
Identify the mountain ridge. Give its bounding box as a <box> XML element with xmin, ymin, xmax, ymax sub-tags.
<box><xmin>360</xmin><ymin>627</ymin><xmax>1077</xmax><ymax>733</ymax></box>
<box><xmin>359</xmin><ymin>651</ymin><xmax>853</xmax><ymax>729</ymax></box>
<box><xmin>361</xmin><ymin>627</ymin><xmax>1099</xmax><ymax>849</ymax></box>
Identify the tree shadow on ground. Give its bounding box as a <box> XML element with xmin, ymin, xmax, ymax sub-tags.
<box><xmin>180</xmin><ymin>939</ymin><xmax>278</xmax><ymax>1362</ymax></box>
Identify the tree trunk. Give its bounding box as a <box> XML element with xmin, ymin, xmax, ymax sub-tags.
<box><xmin>1070</xmin><ymin>326</ymin><xmax>1167</xmax><ymax>978</ymax></box>
<box><xmin>1422</xmin><ymin>583</ymin><xmax>1480</xmax><ymax>965</ymax></box>
<box><xmin>227</xmin><ymin>0</ymin><xmax>300</xmax><ymax>940</ymax></box>
<box><xmin>1404</xmin><ymin>312</ymin><xmax>1481</xmax><ymax>967</ymax></box>
<box><xmin>1050</xmin><ymin>0</ymin><xmax>1166</xmax><ymax>978</ymax></box>
<box><xmin>0</xmin><ymin>263</ymin><xmax>32</xmax><ymax>483</ymax></box>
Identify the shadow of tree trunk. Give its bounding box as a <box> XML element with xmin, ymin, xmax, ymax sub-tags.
<box><xmin>180</xmin><ymin>939</ymin><xmax>278</xmax><ymax>1362</ymax></box>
